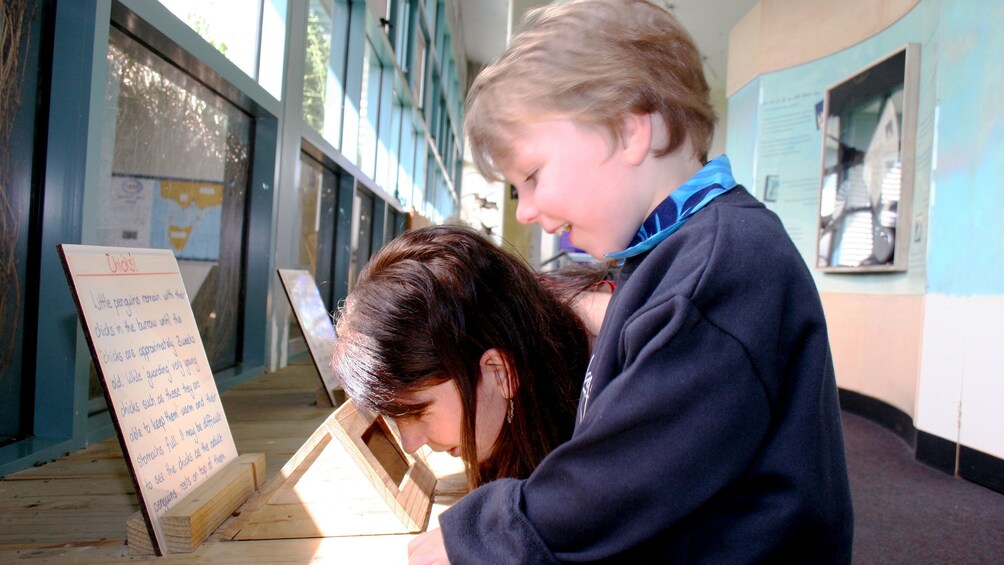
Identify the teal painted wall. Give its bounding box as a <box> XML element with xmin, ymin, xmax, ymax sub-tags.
<box><xmin>724</xmin><ymin>77</ymin><xmax>759</xmax><ymax>189</ymax></box>
<box><xmin>927</xmin><ymin>0</ymin><xmax>1004</xmax><ymax>296</ymax></box>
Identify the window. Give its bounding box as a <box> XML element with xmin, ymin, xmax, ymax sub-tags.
<box><xmin>411</xmin><ymin>30</ymin><xmax>426</xmax><ymax>110</ymax></box>
<box><xmin>396</xmin><ymin>109</ymin><xmax>417</xmax><ymax>209</ymax></box>
<box><xmin>384</xmin><ymin>209</ymin><xmax>397</xmax><ymax>244</ymax></box>
<box><xmin>412</xmin><ymin>130</ymin><xmax>427</xmax><ymax>213</ymax></box>
<box><xmin>425</xmin><ymin>149</ymin><xmax>438</xmax><ymax>219</ymax></box>
<box><xmin>434</xmin><ymin>0</ymin><xmax>446</xmax><ymax>66</ymax></box>
<box><xmin>348</xmin><ymin>189</ymin><xmax>375</xmax><ymax>291</ymax></box>
<box><xmin>367</xmin><ymin>0</ymin><xmax>390</xmax><ymax>26</ymax></box>
<box><xmin>0</xmin><ymin>0</ymin><xmax>44</xmax><ymax>446</ymax></box>
<box><xmin>297</xmin><ymin>152</ymin><xmax>340</xmax><ymax>309</ymax></box>
<box><xmin>383</xmin><ymin>99</ymin><xmax>404</xmax><ymax>197</ymax></box>
<box><xmin>358</xmin><ymin>39</ymin><xmax>382</xmax><ymax>177</ymax></box>
<box><xmin>158</xmin><ymin>0</ymin><xmax>287</xmax><ymax>99</ymax></box>
<box><xmin>393</xmin><ymin>0</ymin><xmax>411</xmax><ymax>69</ymax></box>
<box><xmin>424</xmin><ymin>0</ymin><xmax>437</xmax><ymax>29</ymax></box>
<box><xmin>97</xmin><ymin>26</ymin><xmax>253</xmax><ymax>376</ymax></box>
<box><xmin>303</xmin><ymin>0</ymin><xmax>350</xmax><ymax>147</ymax></box>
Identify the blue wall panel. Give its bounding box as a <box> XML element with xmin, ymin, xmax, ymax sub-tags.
<box><xmin>724</xmin><ymin>77</ymin><xmax>759</xmax><ymax>190</ymax></box>
<box><xmin>926</xmin><ymin>0</ymin><xmax>1004</xmax><ymax>296</ymax></box>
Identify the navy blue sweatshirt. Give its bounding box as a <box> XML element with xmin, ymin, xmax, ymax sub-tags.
<box><xmin>440</xmin><ymin>187</ymin><xmax>854</xmax><ymax>563</ymax></box>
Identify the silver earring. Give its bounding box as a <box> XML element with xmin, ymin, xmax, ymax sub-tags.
<box><xmin>507</xmin><ymin>399</ymin><xmax>514</xmax><ymax>424</ymax></box>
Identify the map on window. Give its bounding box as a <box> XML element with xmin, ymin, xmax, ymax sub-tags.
<box><xmin>102</xmin><ymin>175</ymin><xmax>223</xmax><ymax>261</ymax></box>
<box><xmin>151</xmin><ymin>179</ymin><xmax>223</xmax><ymax>260</ymax></box>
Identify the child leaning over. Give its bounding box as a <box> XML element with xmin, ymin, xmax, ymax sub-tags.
<box><xmin>410</xmin><ymin>0</ymin><xmax>853</xmax><ymax>562</ymax></box>
<box><xmin>332</xmin><ymin>225</ymin><xmax>604</xmax><ymax>489</ymax></box>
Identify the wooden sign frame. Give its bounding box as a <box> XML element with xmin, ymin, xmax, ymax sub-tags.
<box><xmin>222</xmin><ymin>400</ymin><xmax>436</xmax><ymax>540</ymax></box>
<box><xmin>277</xmin><ymin>269</ymin><xmax>343</xmax><ymax>406</ymax></box>
<box><xmin>57</xmin><ymin>244</ymin><xmax>248</xmax><ymax>555</ymax></box>
<box><xmin>126</xmin><ymin>453</ymin><xmax>266</xmax><ymax>554</ymax></box>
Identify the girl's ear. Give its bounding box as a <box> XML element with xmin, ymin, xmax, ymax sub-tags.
<box><xmin>620</xmin><ymin>111</ymin><xmax>654</xmax><ymax>166</ymax></box>
<box><xmin>480</xmin><ymin>348</ymin><xmax>517</xmax><ymax>399</ymax></box>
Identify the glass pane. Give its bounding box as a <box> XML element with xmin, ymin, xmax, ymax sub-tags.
<box><xmin>435</xmin><ymin>2</ymin><xmax>446</xmax><ymax>65</ymax></box>
<box><xmin>425</xmin><ymin>149</ymin><xmax>436</xmax><ymax>219</ymax></box>
<box><xmin>396</xmin><ymin>110</ymin><xmax>415</xmax><ymax>208</ymax></box>
<box><xmin>394</xmin><ymin>0</ymin><xmax>411</xmax><ymax>68</ymax></box>
<box><xmin>298</xmin><ymin>158</ymin><xmax>324</xmax><ymax>274</ymax></box>
<box><xmin>424</xmin><ymin>0</ymin><xmax>436</xmax><ymax>30</ymax></box>
<box><xmin>367</xmin><ymin>0</ymin><xmax>389</xmax><ymax>21</ymax></box>
<box><xmin>384</xmin><ymin>210</ymin><xmax>397</xmax><ymax>244</ymax></box>
<box><xmin>259</xmin><ymin>0</ymin><xmax>289</xmax><ymax>99</ymax></box>
<box><xmin>348</xmin><ymin>191</ymin><xmax>374</xmax><ymax>291</ymax></box>
<box><xmin>98</xmin><ymin>26</ymin><xmax>252</xmax><ymax>380</ymax></box>
<box><xmin>358</xmin><ymin>40</ymin><xmax>381</xmax><ymax>177</ymax></box>
<box><xmin>412</xmin><ymin>32</ymin><xmax>426</xmax><ymax>109</ymax></box>
<box><xmin>383</xmin><ymin>100</ymin><xmax>403</xmax><ymax>195</ymax></box>
<box><xmin>297</xmin><ymin>152</ymin><xmax>339</xmax><ymax>309</ymax></box>
<box><xmin>817</xmin><ymin>49</ymin><xmax>909</xmax><ymax>271</ymax></box>
<box><xmin>158</xmin><ymin>0</ymin><xmax>285</xmax><ymax>100</ymax></box>
<box><xmin>412</xmin><ymin>132</ymin><xmax>426</xmax><ymax>213</ymax></box>
<box><xmin>395</xmin><ymin>209</ymin><xmax>407</xmax><ymax>236</ymax></box>
<box><xmin>288</xmin><ymin>156</ymin><xmax>323</xmax><ymax>347</ymax></box>
<box><xmin>0</xmin><ymin>1</ymin><xmax>43</xmax><ymax>443</ymax></box>
<box><xmin>303</xmin><ymin>0</ymin><xmax>349</xmax><ymax>147</ymax></box>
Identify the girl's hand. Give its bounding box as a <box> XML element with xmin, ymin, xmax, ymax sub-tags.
<box><xmin>408</xmin><ymin>528</ymin><xmax>449</xmax><ymax>564</ymax></box>
<box><xmin>572</xmin><ymin>290</ymin><xmax>613</xmax><ymax>339</ymax></box>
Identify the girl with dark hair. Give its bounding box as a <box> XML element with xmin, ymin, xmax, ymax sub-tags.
<box><xmin>331</xmin><ymin>225</ymin><xmax>606</xmax><ymax>488</ymax></box>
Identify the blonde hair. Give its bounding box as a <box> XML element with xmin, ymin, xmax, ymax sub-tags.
<box><xmin>465</xmin><ymin>0</ymin><xmax>716</xmax><ymax>181</ymax></box>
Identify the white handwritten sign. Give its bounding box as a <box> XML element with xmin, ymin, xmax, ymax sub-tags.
<box><xmin>277</xmin><ymin>269</ymin><xmax>342</xmax><ymax>405</ymax></box>
<box><xmin>58</xmin><ymin>244</ymin><xmax>237</xmax><ymax>554</ymax></box>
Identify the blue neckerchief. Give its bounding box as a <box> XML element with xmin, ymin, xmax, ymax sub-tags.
<box><xmin>604</xmin><ymin>155</ymin><xmax>737</xmax><ymax>260</ymax></box>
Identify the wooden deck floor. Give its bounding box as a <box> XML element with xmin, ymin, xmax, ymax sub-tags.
<box><xmin>0</xmin><ymin>360</ymin><xmax>463</xmax><ymax>563</ymax></box>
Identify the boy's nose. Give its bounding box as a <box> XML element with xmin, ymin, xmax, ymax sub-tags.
<box><xmin>515</xmin><ymin>193</ymin><xmax>538</xmax><ymax>224</ymax></box>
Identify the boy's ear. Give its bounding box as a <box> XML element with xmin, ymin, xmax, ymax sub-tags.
<box><xmin>620</xmin><ymin>112</ymin><xmax>654</xmax><ymax>166</ymax></box>
<box><xmin>480</xmin><ymin>348</ymin><xmax>517</xmax><ymax>399</ymax></box>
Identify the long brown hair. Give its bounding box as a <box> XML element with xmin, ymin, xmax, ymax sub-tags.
<box><xmin>332</xmin><ymin>226</ymin><xmax>594</xmax><ymax>487</ymax></box>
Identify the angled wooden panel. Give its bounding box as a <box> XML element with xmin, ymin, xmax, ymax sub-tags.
<box><xmin>223</xmin><ymin>400</ymin><xmax>435</xmax><ymax>541</ymax></box>
<box><xmin>276</xmin><ymin>269</ymin><xmax>344</xmax><ymax>407</ymax></box>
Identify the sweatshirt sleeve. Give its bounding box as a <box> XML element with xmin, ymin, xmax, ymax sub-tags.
<box><xmin>439</xmin><ymin>295</ymin><xmax>773</xmax><ymax>562</ymax></box>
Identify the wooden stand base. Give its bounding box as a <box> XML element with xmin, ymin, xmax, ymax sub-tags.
<box><xmin>221</xmin><ymin>401</ymin><xmax>436</xmax><ymax>541</ymax></box>
<box><xmin>127</xmin><ymin>453</ymin><xmax>266</xmax><ymax>555</ymax></box>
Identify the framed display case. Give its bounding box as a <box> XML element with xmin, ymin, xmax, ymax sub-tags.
<box><xmin>816</xmin><ymin>44</ymin><xmax>920</xmax><ymax>272</ymax></box>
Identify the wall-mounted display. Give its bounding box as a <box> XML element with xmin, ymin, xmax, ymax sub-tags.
<box><xmin>816</xmin><ymin>44</ymin><xmax>920</xmax><ymax>272</ymax></box>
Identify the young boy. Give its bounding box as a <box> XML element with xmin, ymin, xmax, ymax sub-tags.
<box><xmin>409</xmin><ymin>0</ymin><xmax>853</xmax><ymax>562</ymax></box>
